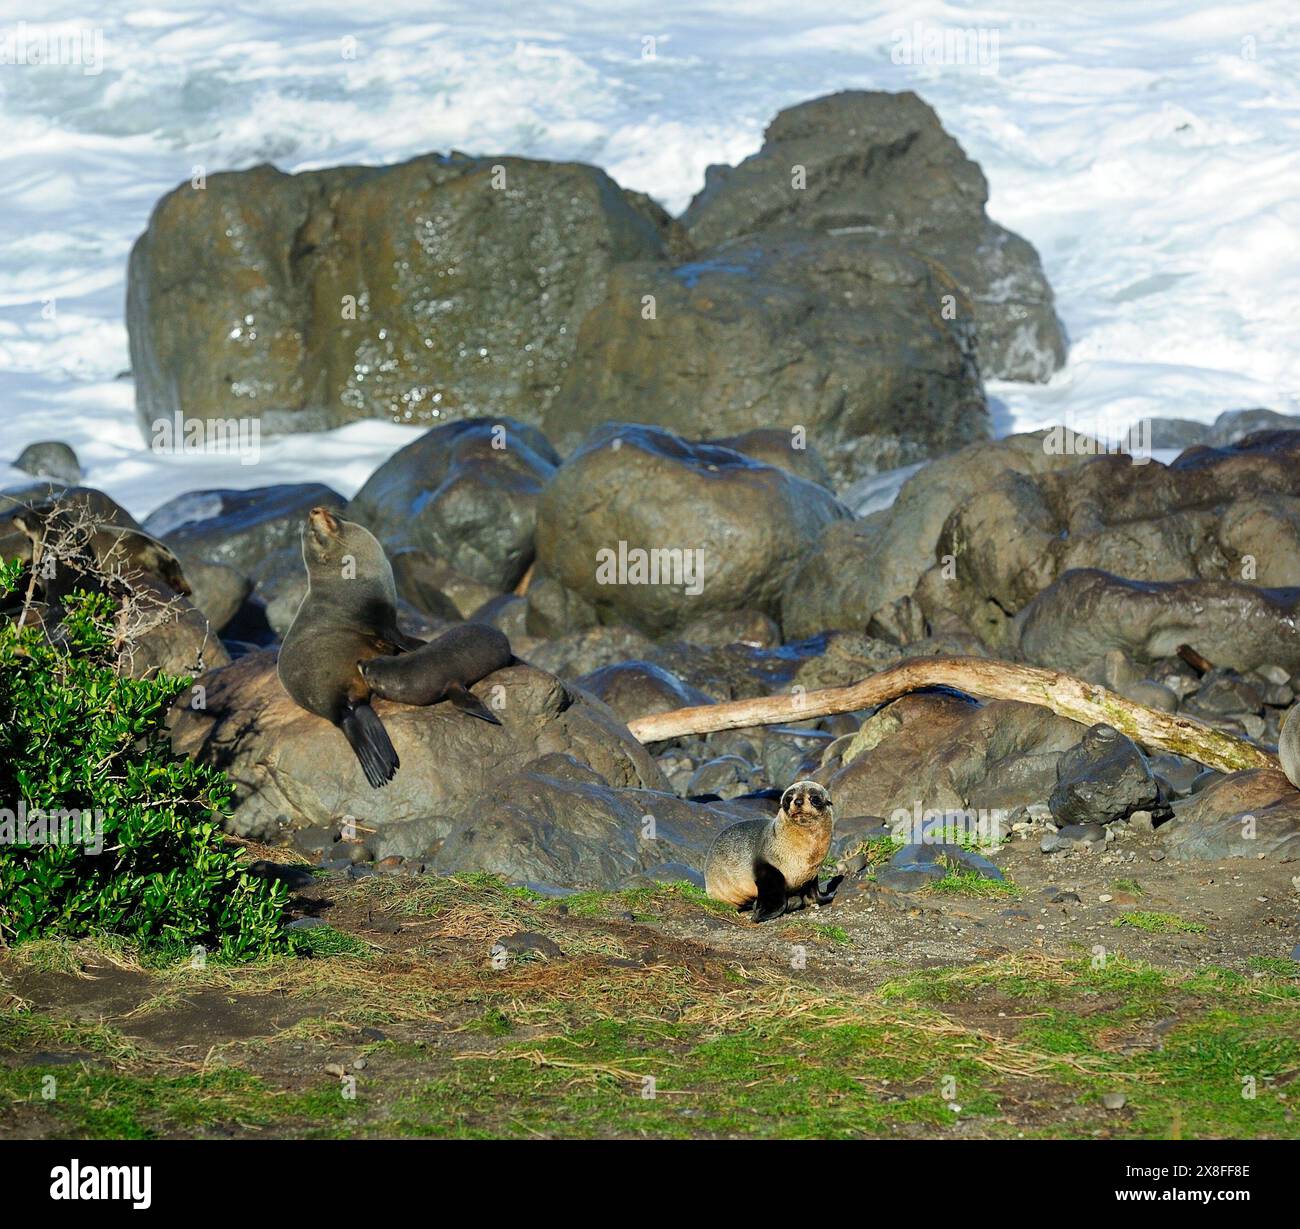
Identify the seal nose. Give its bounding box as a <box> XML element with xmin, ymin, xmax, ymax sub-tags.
<box><xmin>308</xmin><ymin>506</ymin><xmax>340</xmax><ymax>537</ymax></box>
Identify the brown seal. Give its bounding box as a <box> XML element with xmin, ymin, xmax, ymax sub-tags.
<box><xmin>704</xmin><ymin>780</ymin><xmax>836</xmax><ymax>922</ymax></box>
<box><xmin>277</xmin><ymin>507</ymin><xmax>423</xmax><ymax>788</ymax></box>
<box><xmin>360</xmin><ymin>623</ymin><xmax>513</xmax><ymax>724</ymax></box>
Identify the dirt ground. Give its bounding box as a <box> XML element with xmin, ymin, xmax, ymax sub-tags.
<box><xmin>2</xmin><ymin>825</ymin><xmax>1297</xmax><ymax>1140</ymax></box>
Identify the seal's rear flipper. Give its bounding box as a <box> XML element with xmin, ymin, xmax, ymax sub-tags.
<box><xmin>446</xmin><ymin>682</ymin><xmax>502</xmax><ymax>725</ymax></box>
<box><xmin>341</xmin><ymin>702</ymin><xmax>400</xmax><ymax>788</ymax></box>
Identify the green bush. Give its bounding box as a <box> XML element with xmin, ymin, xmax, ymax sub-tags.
<box><xmin>0</xmin><ymin>559</ymin><xmax>293</xmax><ymax>960</ymax></box>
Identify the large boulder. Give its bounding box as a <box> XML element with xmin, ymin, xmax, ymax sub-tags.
<box><xmin>169</xmin><ymin>651</ymin><xmax>668</xmax><ymax>841</ymax></box>
<box><xmin>921</xmin><ymin>430</ymin><xmax>1300</xmax><ymax>648</ymax></box>
<box><xmin>1014</xmin><ymin>570</ymin><xmax>1300</xmax><ymax>677</ymax></box>
<box><xmin>781</xmin><ymin>429</ymin><xmax>1100</xmax><ymax>639</ymax></box>
<box><xmin>143</xmin><ymin>483</ymin><xmax>344</xmax><ymax>576</ymax></box>
<box><xmin>127</xmin><ymin>154</ymin><xmax>679</xmax><ymax>437</ymax></box>
<box><xmin>431</xmin><ymin>771</ymin><xmax>740</xmax><ymax>888</ymax></box>
<box><xmin>1161</xmin><ymin>769</ymin><xmax>1300</xmax><ymax>861</ymax></box>
<box><xmin>825</xmin><ymin>692</ymin><xmax>1084</xmax><ymax>824</ymax></box>
<box><xmin>544</xmin><ymin>232</ymin><xmax>987</xmax><ymax>481</ymax></box>
<box><xmin>346</xmin><ymin>417</ymin><xmax>557</xmax><ymax>591</ymax></box>
<box><xmin>680</xmin><ymin>90</ymin><xmax>1067</xmax><ymax>382</ymax></box>
<box><xmin>533</xmin><ymin>423</ymin><xmax>848</xmax><ymax>634</ymax></box>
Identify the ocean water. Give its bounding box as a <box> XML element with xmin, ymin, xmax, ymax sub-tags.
<box><xmin>1</xmin><ymin>0</ymin><xmax>1297</xmax><ymax>518</ymax></box>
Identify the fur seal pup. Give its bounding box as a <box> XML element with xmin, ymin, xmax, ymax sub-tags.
<box><xmin>1281</xmin><ymin>704</ymin><xmax>1300</xmax><ymax>790</ymax></box>
<box><xmin>277</xmin><ymin>507</ymin><xmax>423</xmax><ymax>789</ymax></box>
<box><xmin>705</xmin><ymin>780</ymin><xmax>836</xmax><ymax>922</ymax></box>
<box><xmin>360</xmin><ymin>623</ymin><xmax>513</xmax><ymax>724</ymax></box>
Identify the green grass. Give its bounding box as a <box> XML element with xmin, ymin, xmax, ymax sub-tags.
<box><xmin>928</xmin><ymin>862</ymin><xmax>1020</xmax><ymax>899</ymax></box>
<box><xmin>3</xmin><ymin>879</ymin><xmax>1296</xmax><ymax>1140</ymax></box>
<box><xmin>1111</xmin><ymin>878</ymin><xmax>1145</xmax><ymax>896</ymax></box>
<box><xmin>1113</xmin><ymin>911</ymin><xmax>1207</xmax><ymax>934</ymax></box>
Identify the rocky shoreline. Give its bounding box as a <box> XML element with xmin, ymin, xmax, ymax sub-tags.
<box><xmin>4</xmin><ymin>89</ymin><xmax>1298</xmax><ymax>936</ymax></box>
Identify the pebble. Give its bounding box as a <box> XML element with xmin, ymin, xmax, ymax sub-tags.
<box><xmin>1101</xmin><ymin>1092</ymin><xmax>1127</xmax><ymax>1110</ymax></box>
<box><xmin>1128</xmin><ymin>810</ymin><xmax>1155</xmax><ymax>834</ymax></box>
<box><xmin>324</xmin><ymin>1063</ymin><xmax>346</xmax><ymax>1077</ymax></box>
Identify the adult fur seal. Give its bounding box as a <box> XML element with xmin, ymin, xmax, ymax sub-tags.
<box><xmin>360</xmin><ymin>623</ymin><xmax>513</xmax><ymax>724</ymax></box>
<box><xmin>705</xmin><ymin>780</ymin><xmax>836</xmax><ymax>922</ymax></box>
<box><xmin>277</xmin><ymin>507</ymin><xmax>423</xmax><ymax>789</ymax></box>
<box><xmin>1281</xmin><ymin>704</ymin><xmax>1300</xmax><ymax>790</ymax></box>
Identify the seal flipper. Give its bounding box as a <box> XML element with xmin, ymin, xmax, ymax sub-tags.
<box><xmin>340</xmin><ymin>702</ymin><xmax>400</xmax><ymax>788</ymax></box>
<box><xmin>446</xmin><ymin>681</ymin><xmax>502</xmax><ymax>726</ymax></box>
<box><xmin>751</xmin><ymin>859</ymin><xmax>788</xmax><ymax>923</ymax></box>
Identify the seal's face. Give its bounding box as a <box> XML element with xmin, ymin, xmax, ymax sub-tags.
<box><xmin>780</xmin><ymin>780</ymin><xmax>832</xmax><ymax>829</ymax></box>
<box><xmin>302</xmin><ymin>506</ymin><xmax>341</xmax><ymax>565</ymax></box>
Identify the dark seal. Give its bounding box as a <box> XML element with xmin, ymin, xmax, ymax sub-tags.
<box><xmin>277</xmin><ymin>507</ymin><xmax>423</xmax><ymax>789</ymax></box>
<box><xmin>360</xmin><ymin>623</ymin><xmax>513</xmax><ymax>724</ymax></box>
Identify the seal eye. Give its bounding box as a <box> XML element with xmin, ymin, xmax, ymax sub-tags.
<box><xmin>781</xmin><ymin>789</ymin><xmax>795</xmax><ymax>813</ymax></box>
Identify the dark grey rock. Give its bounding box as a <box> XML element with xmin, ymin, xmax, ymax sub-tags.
<box><xmin>680</xmin><ymin>90</ymin><xmax>1067</xmax><ymax>382</ymax></box>
<box><xmin>1049</xmin><ymin>725</ymin><xmax>1158</xmax><ymax>826</ymax></box>
<box><xmin>145</xmin><ymin>483</ymin><xmax>344</xmax><ymax>576</ymax></box>
<box><xmin>15</xmin><ymin>440</ymin><xmax>81</xmax><ymax>485</ymax></box>
<box><xmin>347</xmin><ymin>418</ymin><xmax>557</xmax><ymax>591</ymax></box>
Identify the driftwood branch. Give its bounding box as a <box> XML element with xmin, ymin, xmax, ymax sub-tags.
<box><xmin>626</xmin><ymin>656</ymin><xmax>1278</xmax><ymax>775</ymax></box>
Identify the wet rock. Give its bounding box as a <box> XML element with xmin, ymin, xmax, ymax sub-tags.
<box><xmin>145</xmin><ymin>484</ymin><xmax>345</xmax><ymax>577</ymax></box>
<box><xmin>525</xmin><ymin>624</ymin><xmax>658</xmax><ymax>680</ymax></box>
<box><xmin>535</xmin><ymin>423</ymin><xmax>847</xmax><ymax>633</ymax></box>
<box><xmin>547</xmin><ymin>232</ymin><xmax>987</xmax><ymax>482</ymax></box>
<box><xmin>347</xmin><ymin>418</ymin><xmax>557</xmax><ymax>591</ymax></box>
<box><xmin>680</xmin><ymin>90</ymin><xmax>1067</xmax><ymax>381</ymax></box>
<box><xmin>676</xmin><ymin>608</ymin><xmax>781</xmax><ymax>649</ymax></box>
<box><xmin>367</xmin><ymin>816</ymin><xmax>455</xmax><ymax>862</ymax></box>
<box><xmin>704</xmin><ymin>428</ymin><xmax>833</xmax><ymax>488</ymax></box>
<box><xmin>574</xmin><ymin>661</ymin><xmax>713</xmax><ymax>726</ymax></box>
<box><xmin>623</xmin><ymin>861</ymin><xmax>706</xmax><ymax>888</ymax></box>
<box><xmin>128</xmin><ymin>154</ymin><xmax>677</xmax><ymax>438</ymax></box>
<box><xmin>685</xmin><ymin>755</ymin><xmax>761</xmax><ymax>799</ymax></box>
<box><xmin>430</xmin><ymin>773</ymin><xmax>743</xmax><ymax>888</ymax></box>
<box><xmin>1182</xmin><ymin>668</ymin><xmax>1264</xmax><ymax>718</ymax></box>
<box><xmin>1015</xmin><ymin>570</ymin><xmax>1300</xmax><ymax>677</ymax></box>
<box><xmin>14</xmin><ymin>441</ymin><xmax>81</xmax><ymax>485</ymax></box>
<box><xmin>896</xmin><ymin>840</ymin><xmax>1004</xmax><ymax>880</ymax></box>
<box><xmin>929</xmin><ymin>431</ymin><xmax>1300</xmax><ymax>651</ymax></box>
<box><xmin>169</xmin><ymin>651</ymin><xmax>667</xmax><ymax>841</ymax></box>
<box><xmin>1120</xmin><ymin>680</ymin><xmax>1179</xmax><ymax>714</ymax></box>
<box><xmin>391</xmin><ymin>547</ymin><xmax>496</xmax><ymax>621</ymax></box>
<box><xmin>1209</xmin><ymin>407</ymin><xmax>1300</xmax><ymax>444</ymax></box>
